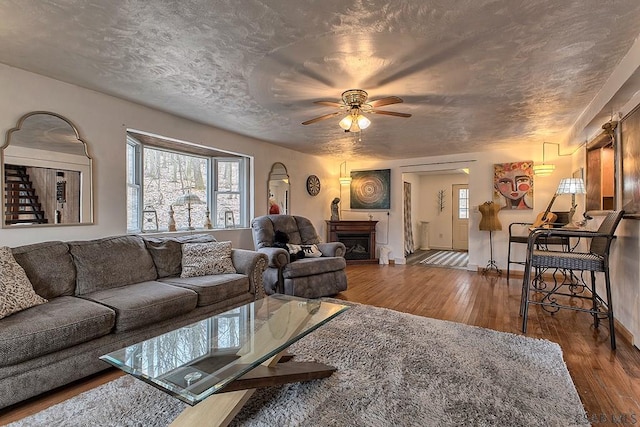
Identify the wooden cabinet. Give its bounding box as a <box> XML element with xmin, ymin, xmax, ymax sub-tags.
<box><xmin>326</xmin><ymin>220</ymin><xmax>378</xmax><ymax>264</ymax></box>
<box><xmin>586</xmin><ymin>144</ymin><xmax>615</xmax><ymax>211</ymax></box>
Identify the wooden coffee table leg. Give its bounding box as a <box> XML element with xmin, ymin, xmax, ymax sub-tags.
<box><xmin>169</xmin><ymin>388</ymin><xmax>256</xmax><ymax>427</ymax></box>
<box><xmin>170</xmin><ymin>354</ymin><xmax>336</xmax><ymax>427</ymax></box>
<box><xmin>169</xmin><ymin>354</ymin><xmax>285</xmax><ymax>427</ymax></box>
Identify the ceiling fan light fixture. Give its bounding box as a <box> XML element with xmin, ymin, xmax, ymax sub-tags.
<box><xmin>302</xmin><ymin>88</ymin><xmax>409</xmax><ymax>131</ymax></box>
<box><xmin>339</xmin><ymin>114</ymin><xmax>353</xmax><ymax>130</ymax></box>
<box><xmin>356</xmin><ymin>114</ymin><xmax>371</xmax><ymax>130</ymax></box>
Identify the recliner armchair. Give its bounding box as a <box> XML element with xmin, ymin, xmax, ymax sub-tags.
<box><xmin>251</xmin><ymin>215</ymin><xmax>348</xmax><ymax>298</ymax></box>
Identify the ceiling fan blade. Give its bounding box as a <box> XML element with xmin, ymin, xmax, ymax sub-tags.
<box><xmin>371</xmin><ymin>110</ymin><xmax>412</xmax><ymax>118</ymax></box>
<box><xmin>368</xmin><ymin>96</ymin><xmax>404</xmax><ymax>108</ymax></box>
<box><xmin>313</xmin><ymin>100</ymin><xmax>344</xmax><ymax>108</ymax></box>
<box><xmin>302</xmin><ymin>111</ymin><xmax>342</xmax><ymax>125</ymax></box>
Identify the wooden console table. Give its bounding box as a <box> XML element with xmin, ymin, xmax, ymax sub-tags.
<box><xmin>326</xmin><ymin>220</ymin><xmax>378</xmax><ymax>264</ymax></box>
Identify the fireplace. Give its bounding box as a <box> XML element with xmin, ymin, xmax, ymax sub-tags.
<box><xmin>326</xmin><ymin>220</ymin><xmax>378</xmax><ymax>264</ymax></box>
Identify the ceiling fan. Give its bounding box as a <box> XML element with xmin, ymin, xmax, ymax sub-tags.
<box><xmin>301</xmin><ymin>89</ymin><xmax>411</xmax><ymax>132</ymax></box>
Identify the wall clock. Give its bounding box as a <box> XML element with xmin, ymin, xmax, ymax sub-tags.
<box><xmin>306</xmin><ymin>175</ymin><xmax>321</xmax><ymax>196</ymax></box>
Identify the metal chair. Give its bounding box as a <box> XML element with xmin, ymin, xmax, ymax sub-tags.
<box><xmin>506</xmin><ymin>211</ymin><xmax>570</xmax><ymax>281</ymax></box>
<box><xmin>521</xmin><ymin>210</ymin><xmax>624</xmax><ymax>349</ymax></box>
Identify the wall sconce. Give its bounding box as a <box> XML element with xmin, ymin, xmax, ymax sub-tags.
<box><xmin>533</xmin><ymin>141</ymin><xmax>587</xmax><ymax>177</ymax></box>
<box><xmin>339</xmin><ymin>161</ymin><xmax>352</xmax><ymax>185</ymax></box>
<box><xmin>532</xmin><ymin>142</ymin><xmax>557</xmax><ymax>176</ymax></box>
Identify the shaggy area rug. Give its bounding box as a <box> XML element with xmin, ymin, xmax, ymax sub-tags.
<box><xmin>10</xmin><ymin>303</ymin><xmax>587</xmax><ymax>426</ymax></box>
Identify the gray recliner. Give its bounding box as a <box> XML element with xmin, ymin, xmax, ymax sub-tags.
<box><xmin>251</xmin><ymin>215</ymin><xmax>347</xmax><ymax>298</ymax></box>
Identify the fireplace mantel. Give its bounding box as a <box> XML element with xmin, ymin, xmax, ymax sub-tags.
<box><xmin>326</xmin><ymin>220</ymin><xmax>378</xmax><ymax>264</ymax></box>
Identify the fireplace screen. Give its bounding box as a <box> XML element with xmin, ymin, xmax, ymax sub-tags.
<box><xmin>338</xmin><ymin>233</ymin><xmax>371</xmax><ymax>260</ymax></box>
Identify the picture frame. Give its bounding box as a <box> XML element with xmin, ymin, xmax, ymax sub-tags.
<box><xmin>621</xmin><ymin>104</ymin><xmax>640</xmax><ymax>218</ymax></box>
<box><xmin>493</xmin><ymin>161</ymin><xmax>534</xmax><ymax>210</ymax></box>
<box><xmin>350</xmin><ymin>169</ymin><xmax>391</xmax><ymax>210</ymax></box>
<box><xmin>224</xmin><ymin>210</ymin><xmax>235</xmax><ymax>228</ymax></box>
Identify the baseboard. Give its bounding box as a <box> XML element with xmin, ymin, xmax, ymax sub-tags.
<box><xmin>615</xmin><ymin>318</ymin><xmax>635</xmax><ymax>347</ymax></box>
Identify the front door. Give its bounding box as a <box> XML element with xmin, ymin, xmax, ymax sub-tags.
<box><xmin>452</xmin><ymin>184</ymin><xmax>469</xmax><ymax>250</ymax></box>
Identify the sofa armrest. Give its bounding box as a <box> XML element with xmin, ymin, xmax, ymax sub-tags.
<box><xmin>257</xmin><ymin>247</ymin><xmax>290</xmax><ymax>269</ymax></box>
<box><xmin>231</xmin><ymin>249</ymin><xmax>269</xmax><ymax>300</ymax></box>
<box><xmin>317</xmin><ymin>242</ymin><xmax>346</xmax><ymax>258</ymax></box>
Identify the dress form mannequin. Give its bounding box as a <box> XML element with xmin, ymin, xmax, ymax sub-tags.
<box><xmin>479</xmin><ymin>201</ymin><xmax>502</xmax><ymax>275</ymax></box>
<box><xmin>479</xmin><ymin>201</ymin><xmax>502</xmax><ymax>231</ymax></box>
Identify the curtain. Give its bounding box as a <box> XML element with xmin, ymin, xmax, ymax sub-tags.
<box><xmin>403</xmin><ymin>181</ymin><xmax>415</xmax><ymax>255</ymax></box>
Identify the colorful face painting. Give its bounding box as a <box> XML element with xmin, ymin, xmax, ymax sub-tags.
<box><xmin>493</xmin><ymin>161</ymin><xmax>533</xmax><ymax>210</ymax></box>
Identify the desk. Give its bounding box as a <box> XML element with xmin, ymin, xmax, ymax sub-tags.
<box><xmin>506</xmin><ymin>222</ymin><xmax>569</xmax><ymax>281</ymax></box>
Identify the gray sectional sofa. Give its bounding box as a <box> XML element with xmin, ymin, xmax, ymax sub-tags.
<box><xmin>0</xmin><ymin>234</ymin><xmax>267</xmax><ymax>409</ymax></box>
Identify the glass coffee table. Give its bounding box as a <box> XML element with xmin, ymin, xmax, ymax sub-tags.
<box><xmin>101</xmin><ymin>294</ymin><xmax>349</xmax><ymax>426</ymax></box>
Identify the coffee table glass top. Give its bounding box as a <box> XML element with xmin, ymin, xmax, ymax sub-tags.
<box><xmin>100</xmin><ymin>294</ymin><xmax>349</xmax><ymax>405</ymax></box>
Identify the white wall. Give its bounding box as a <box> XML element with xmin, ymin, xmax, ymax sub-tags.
<box><xmin>341</xmin><ymin>152</ymin><xmax>573</xmax><ymax>268</ymax></box>
<box><xmin>0</xmin><ymin>64</ymin><xmax>334</xmax><ymax>248</ymax></box>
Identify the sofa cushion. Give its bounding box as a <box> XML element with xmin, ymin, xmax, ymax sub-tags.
<box><xmin>0</xmin><ymin>296</ymin><xmax>115</xmax><ymax>366</ymax></box>
<box><xmin>69</xmin><ymin>235</ymin><xmax>158</xmax><ymax>295</ymax></box>
<box><xmin>80</xmin><ymin>281</ymin><xmax>197</xmax><ymax>332</ymax></box>
<box><xmin>143</xmin><ymin>234</ymin><xmax>217</xmax><ymax>278</ymax></box>
<box><xmin>0</xmin><ymin>247</ymin><xmax>48</xmax><ymax>320</ymax></box>
<box><xmin>159</xmin><ymin>274</ymin><xmax>249</xmax><ymax>307</ymax></box>
<box><xmin>181</xmin><ymin>241</ymin><xmax>236</xmax><ymax>278</ymax></box>
<box><xmin>282</xmin><ymin>256</ymin><xmax>347</xmax><ymax>279</ymax></box>
<box><xmin>11</xmin><ymin>241</ymin><xmax>76</xmax><ymax>299</ymax></box>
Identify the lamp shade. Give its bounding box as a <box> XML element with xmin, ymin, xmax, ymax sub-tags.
<box><xmin>339</xmin><ymin>176</ymin><xmax>352</xmax><ymax>185</ymax></box>
<box><xmin>174</xmin><ymin>193</ymin><xmax>204</xmax><ymax>206</ymax></box>
<box><xmin>338</xmin><ymin>114</ymin><xmax>353</xmax><ymax>130</ymax></box>
<box><xmin>533</xmin><ymin>163</ymin><xmax>556</xmax><ymax>176</ymax></box>
<box><xmin>556</xmin><ymin>178</ymin><xmax>586</xmax><ymax>195</ymax></box>
<box><xmin>356</xmin><ymin>114</ymin><xmax>371</xmax><ymax>130</ymax></box>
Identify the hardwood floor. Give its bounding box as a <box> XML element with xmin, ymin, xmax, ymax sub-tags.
<box><xmin>1</xmin><ymin>264</ymin><xmax>639</xmax><ymax>425</ymax></box>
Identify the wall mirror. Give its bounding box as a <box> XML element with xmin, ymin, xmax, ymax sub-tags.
<box><xmin>268</xmin><ymin>162</ymin><xmax>289</xmax><ymax>215</ymax></box>
<box><xmin>2</xmin><ymin>111</ymin><xmax>93</xmax><ymax>227</ymax></box>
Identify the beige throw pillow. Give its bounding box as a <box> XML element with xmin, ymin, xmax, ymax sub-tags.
<box><xmin>286</xmin><ymin>243</ymin><xmax>323</xmax><ymax>258</ymax></box>
<box><xmin>181</xmin><ymin>241</ymin><xmax>236</xmax><ymax>278</ymax></box>
<box><xmin>0</xmin><ymin>246</ymin><xmax>47</xmax><ymax>319</ymax></box>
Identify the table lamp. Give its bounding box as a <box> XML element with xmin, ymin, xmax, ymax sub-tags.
<box><xmin>555</xmin><ymin>178</ymin><xmax>586</xmax><ymax>223</ymax></box>
<box><xmin>173</xmin><ymin>192</ymin><xmax>204</xmax><ymax>230</ymax></box>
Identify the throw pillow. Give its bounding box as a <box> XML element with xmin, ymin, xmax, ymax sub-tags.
<box><xmin>301</xmin><ymin>244</ymin><xmax>323</xmax><ymax>258</ymax></box>
<box><xmin>286</xmin><ymin>243</ymin><xmax>302</xmax><ymax>255</ymax></box>
<box><xmin>0</xmin><ymin>246</ymin><xmax>47</xmax><ymax>320</ymax></box>
<box><xmin>181</xmin><ymin>241</ymin><xmax>236</xmax><ymax>278</ymax></box>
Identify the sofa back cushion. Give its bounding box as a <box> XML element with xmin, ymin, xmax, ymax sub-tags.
<box><xmin>143</xmin><ymin>234</ymin><xmax>217</xmax><ymax>278</ymax></box>
<box><xmin>69</xmin><ymin>235</ymin><xmax>157</xmax><ymax>295</ymax></box>
<box><xmin>11</xmin><ymin>241</ymin><xmax>76</xmax><ymax>299</ymax></box>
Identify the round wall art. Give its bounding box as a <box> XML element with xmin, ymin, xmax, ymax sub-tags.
<box><xmin>350</xmin><ymin>169</ymin><xmax>391</xmax><ymax>209</ymax></box>
<box><xmin>306</xmin><ymin>175</ymin><xmax>321</xmax><ymax>196</ymax></box>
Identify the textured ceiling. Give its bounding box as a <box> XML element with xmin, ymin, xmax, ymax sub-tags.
<box><xmin>1</xmin><ymin>1</ymin><xmax>640</xmax><ymax>159</ymax></box>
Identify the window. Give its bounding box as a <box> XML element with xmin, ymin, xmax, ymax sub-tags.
<box><xmin>458</xmin><ymin>187</ymin><xmax>469</xmax><ymax>219</ymax></box>
<box><xmin>126</xmin><ymin>133</ymin><xmax>249</xmax><ymax>233</ymax></box>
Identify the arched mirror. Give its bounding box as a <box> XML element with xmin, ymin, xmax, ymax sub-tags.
<box><xmin>268</xmin><ymin>162</ymin><xmax>289</xmax><ymax>215</ymax></box>
<box><xmin>2</xmin><ymin>111</ymin><xmax>93</xmax><ymax>227</ymax></box>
